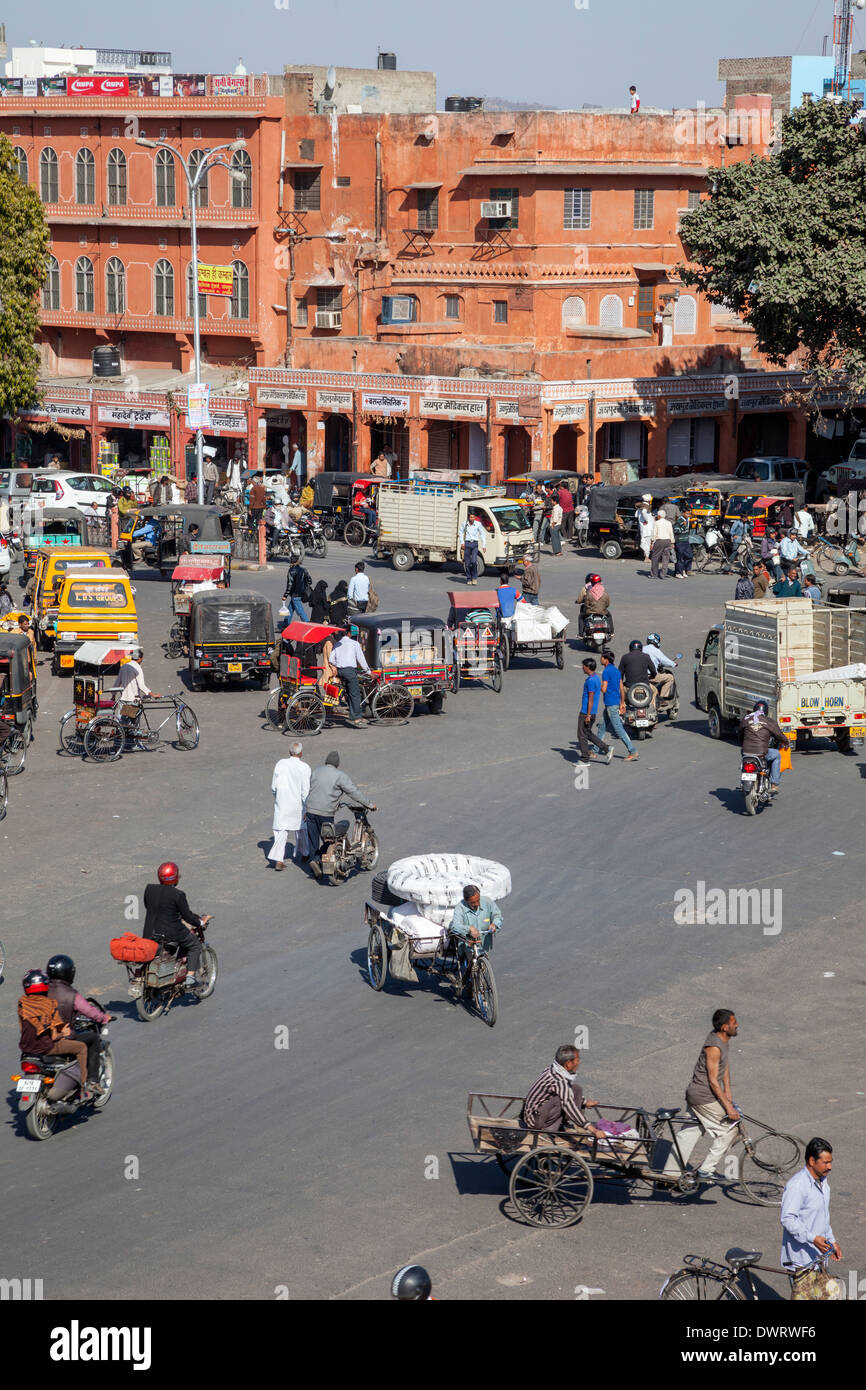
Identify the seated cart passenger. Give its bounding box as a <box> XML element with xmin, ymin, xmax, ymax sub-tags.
<box><xmin>522</xmin><ymin>1044</ymin><xmax>608</xmax><ymax>1140</ymax></box>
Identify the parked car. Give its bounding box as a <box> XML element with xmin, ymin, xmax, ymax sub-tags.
<box><xmin>25</xmin><ymin>472</ymin><xmax>117</xmax><ymax>519</ymax></box>
<box><xmin>734</xmin><ymin>456</ymin><xmax>808</xmax><ymax>485</ymax></box>
<box><xmin>0</xmin><ymin>467</ymin><xmax>52</xmax><ymax>507</ymax></box>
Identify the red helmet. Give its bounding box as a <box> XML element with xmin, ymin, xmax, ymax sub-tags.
<box><xmin>23</xmin><ymin>969</ymin><xmax>50</xmax><ymax>995</ymax></box>
<box><xmin>157</xmin><ymin>862</ymin><xmax>179</xmax><ymax>885</ymax></box>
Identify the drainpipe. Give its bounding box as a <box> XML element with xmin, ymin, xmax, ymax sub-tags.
<box><xmin>587</xmin><ymin>392</ymin><xmax>596</xmax><ymax>479</ymax></box>
<box><xmin>375</xmin><ymin>135</ymin><xmax>382</xmax><ymax>242</ymax></box>
<box><xmin>352</xmin><ymin>350</ymin><xmax>359</xmax><ymax>473</ymax></box>
<box><xmin>284</xmin><ymin>232</ymin><xmax>295</xmax><ymax>367</ymax></box>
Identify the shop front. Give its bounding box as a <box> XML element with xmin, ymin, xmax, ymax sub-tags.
<box><xmin>548</xmin><ymin>401</ymin><xmax>587</xmax><ymax>473</ymax></box>
<box><xmin>736</xmin><ymin>394</ymin><xmax>790</xmax><ymax>460</ymax></box>
<box><xmin>13</xmin><ymin>400</ymin><xmax>93</xmax><ymax>470</ymax></box>
<box><xmin>94</xmin><ymin>403</ymin><xmax>173</xmax><ymax>480</ymax></box>
<box><xmin>362</xmin><ymin>392</ymin><xmax>411</xmax><ymax>479</ymax></box>
<box><xmin>664</xmin><ymin>394</ymin><xmax>725</xmax><ymax>474</ymax></box>
<box><xmin>316</xmin><ymin>391</ymin><xmax>355</xmax><ymax>472</ymax></box>
<box><xmin>180</xmin><ymin>402</ymin><xmax>251</xmax><ymax>484</ymax></box>
<box><xmin>419</xmin><ymin>396</ymin><xmax>488</xmax><ymax>478</ymax></box>
<box><xmin>256</xmin><ymin>387</ymin><xmax>309</xmax><ymax>474</ymax></box>
<box><xmin>595</xmin><ymin>399</ymin><xmax>655</xmax><ymax>479</ymax></box>
<box><xmin>805</xmin><ymin>389</ymin><xmax>866</xmax><ymax>469</ymax></box>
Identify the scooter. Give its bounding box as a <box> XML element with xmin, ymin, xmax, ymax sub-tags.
<box><xmin>654</xmin><ymin>654</ymin><xmax>683</xmax><ymax>723</ymax></box>
<box><xmin>318</xmin><ymin>804</ymin><xmax>379</xmax><ymax>884</ymax></box>
<box><xmin>740</xmin><ymin>753</ymin><xmax>774</xmax><ymax>816</ymax></box>
<box><xmin>623</xmin><ymin>681</ymin><xmax>658</xmax><ymax>739</ymax></box>
<box><xmin>12</xmin><ymin>1006</ymin><xmax>114</xmax><ymax>1141</ymax></box>
<box><xmin>579</xmin><ymin>608</ymin><xmax>613</xmax><ymax>650</ymax></box>
<box><xmin>295</xmin><ymin>513</ymin><xmax>328</xmax><ymax>559</ymax></box>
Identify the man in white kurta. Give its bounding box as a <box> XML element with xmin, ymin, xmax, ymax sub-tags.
<box><xmin>269</xmin><ymin>742</ymin><xmax>311</xmax><ymax>869</ymax></box>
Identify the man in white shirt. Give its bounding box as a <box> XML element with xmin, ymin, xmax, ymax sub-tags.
<box><xmin>637</xmin><ymin>495</ymin><xmax>654</xmax><ymax>561</ymax></box>
<box><xmin>459</xmin><ymin>513</ymin><xmax>487</xmax><ymax>585</ymax></box>
<box><xmin>650</xmin><ymin>512</ymin><xmax>674</xmax><ymax>580</ymax></box>
<box><xmin>331</xmin><ymin>627</ymin><xmax>371</xmax><ymax>727</ymax></box>
<box><xmin>115</xmin><ymin>647</ymin><xmax>157</xmax><ymax>713</ymax></box>
<box><xmin>347</xmin><ymin>561</ymin><xmax>371</xmax><ymax>614</ymax></box>
<box><xmin>269</xmin><ymin>740</ymin><xmax>311</xmax><ymax>870</ymax></box>
<box><xmin>794</xmin><ymin>506</ymin><xmax>815</xmax><ymax>542</ymax></box>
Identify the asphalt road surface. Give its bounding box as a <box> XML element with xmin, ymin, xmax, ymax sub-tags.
<box><xmin>1</xmin><ymin>538</ymin><xmax>863</xmax><ymax>1303</ymax></box>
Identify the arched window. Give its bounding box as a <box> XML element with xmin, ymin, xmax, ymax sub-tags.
<box><xmin>107</xmin><ymin>148</ymin><xmax>127</xmax><ymax>206</ymax></box>
<box><xmin>154</xmin><ymin>259</ymin><xmax>174</xmax><ymax>316</ymax></box>
<box><xmin>562</xmin><ymin>295</ymin><xmax>586</xmax><ymax>329</ymax></box>
<box><xmin>75</xmin><ymin>256</ymin><xmax>94</xmax><ymax>312</ymax></box>
<box><xmin>231</xmin><ymin>149</ymin><xmax>252</xmax><ymax>209</ymax></box>
<box><xmin>599</xmin><ymin>294</ymin><xmax>623</xmax><ymax>329</ymax></box>
<box><xmin>155</xmin><ymin>148</ymin><xmax>176</xmax><ymax>208</ymax></box>
<box><xmin>186</xmin><ymin>263</ymin><xmax>207</xmax><ymax>320</ymax></box>
<box><xmin>13</xmin><ymin>147</ymin><xmax>28</xmax><ymax>184</ymax></box>
<box><xmin>106</xmin><ymin>258</ymin><xmax>126</xmax><ymax>315</ymax></box>
<box><xmin>42</xmin><ymin>255</ymin><xmax>61</xmax><ymax>311</ymax></box>
<box><xmin>187</xmin><ymin>149</ymin><xmax>209</xmax><ymax>209</ymax></box>
<box><xmin>75</xmin><ymin>148</ymin><xmax>95</xmax><ymax>204</ymax></box>
<box><xmin>39</xmin><ymin>148</ymin><xmax>58</xmax><ymax>202</ymax></box>
<box><xmin>674</xmin><ymin>294</ymin><xmax>697</xmax><ymax>334</ymax></box>
<box><xmin>229</xmin><ymin>261</ymin><xmax>249</xmax><ymax>319</ymax></box>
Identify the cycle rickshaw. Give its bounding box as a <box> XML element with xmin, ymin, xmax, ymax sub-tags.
<box><xmin>364</xmin><ymin>854</ymin><xmax>510</xmax><ymax>1027</ymax></box>
<box><xmin>446</xmin><ymin>590</ymin><xmax>504</xmax><ymax>692</ymax></box>
<box><xmin>0</xmin><ymin>632</ymin><xmax>37</xmax><ymax>775</ymax></box>
<box><xmin>166</xmin><ymin>555</ymin><xmax>229</xmax><ymax>659</ymax></box>
<box><xmin>58</xmin><ymin>641</ymin><xmax>199</xmax><ymax>759</ymax></box>
<box><xmin>467</xmin><ymin>1093</ymin><xmax>802</xmax><ymax>1228</ymax></box>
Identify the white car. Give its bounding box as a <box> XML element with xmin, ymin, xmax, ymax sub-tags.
<box><xmin>25</xmin><ymin>471</ymin><xmax>116</xmax><ymax>518</ymax></box>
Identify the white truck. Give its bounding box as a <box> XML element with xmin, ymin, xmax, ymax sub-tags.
<box><xmin>694</xmin><ymin>598</ymin><xmax>866</xmax><ymax>751</ymax></box>
<box><xmin>376</xmin><ymin>481</ymin><xmax>535</xmax><ymax>575</ymax></box>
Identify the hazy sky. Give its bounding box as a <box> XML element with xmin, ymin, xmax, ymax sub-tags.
<box><xmin>4</xmin><ymin>0</ymin><xmax>863</xmax><ymax>108</ymax></box>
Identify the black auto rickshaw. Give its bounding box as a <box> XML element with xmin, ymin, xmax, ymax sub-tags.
<box><xmin>311</xmin><ymin>473</ymin><xmax>380</xmax><ymax>541</ymax></box>
<box><xmin>587</xmin><ymin>474</ymin><xmax>713</xmax><ymax>559</ymax></box>
<box><xmin>0</xmin><ymin>631</ymin><xmax>38</xmax><ymax>774</ymax></box>
<box><xmin>121</xmin><ymin>504</ymin><xmax>234</xmax><ymax>578</ymax></box>
<box><xmin>353</xmin><ymin>612</ymin><xmax>453</xmax><ymax>717</ymax></box>
<box><xmin>188</xmin><ymin>590</ymin><xmax>274</xmax><ymax>690</ymax></box>
<box><xmin>20</xmin><ymin>508</ymin><xmax>119</xmax><ymax>584</ymax></box>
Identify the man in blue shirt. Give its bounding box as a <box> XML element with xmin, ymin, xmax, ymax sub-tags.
<box><xmin>599</xmin><ymin>650</ymin><xmax>638</xmax><ymax>760</ymax></box>
<box><xmin>780</xmin><ymin>1137</ymin><xmax>841</xmax><ymax>1269</ymax></box>
<box><xmin>577</xmin><ymin>657</ymin><xmax>611</xmax><ymax>763</ymax></box>
<box><xmin>450</xmin><ymin>885</ymin><xmax>501</xmax><ymax>990</ymax></box>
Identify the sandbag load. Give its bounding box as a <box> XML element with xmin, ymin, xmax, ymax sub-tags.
<box><xmin>110</xmin><ymin>932</ymin><xmax>158</xmax><ymax>963</ymax></box>
<box><xmin>502</xmin><ymin>602</ymin><xmax>569</xmax><ymax>641</ymax></box>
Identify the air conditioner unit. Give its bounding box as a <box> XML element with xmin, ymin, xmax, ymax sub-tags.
<box><xmin>381</xmin><ymin>295</ymin><xmax>415</xmax><ymax>324</ymax></box>
<box><xmin>481</xmin><ymin>200</ymin><xmax>512</xmax><ymax>220</ymax></box>
<box><xmin>315</xmin><ymin>310</ymin><xmax>342</xmax><ymax>329</ymax></box>
<box><xmin>676</xmin><ymin>208</ymin><xmax>690</xmax><ymax>231</ymax></box>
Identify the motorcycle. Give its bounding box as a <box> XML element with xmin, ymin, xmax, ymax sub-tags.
<box><xmin>295</xmin><ymin>513</ymin><xmax>328</xmax><ymax>559</ymax></box>
<box><xmin>267</xmin><ymin>528</ymin><xmax>304</xmax><ymax>565</ymax></box>
<box><xmin>622</xmin><ymin>680</ymin><xmax>658</xmax><ymax>739</ymax></box>
<box><xmin>124</xmin><ymin>921</ymin><xmax>218</xmax><ymax>1021</ymax></box>
<box><xmin>740</xmin><ymin>753</ymin><xmax>774</xmax><ymax>816</ymax></box>
<box><xmin>2</xmin><ymin>530</ymin><xmax>22</xmax><ymax>563</ymax></box>
<box><xmin>318</xmin><ymin>804</ymin><xmax>379</xmax><ymax>885</ymax></box>
<box><xmin>12</xmin><ymin>1005</ymin><xmax>114</xmax><ymax>1141</ymax></box>
<box><xmin>579</xmin><ymin>608</ymin><xmax>613</xmax><ymax>650</ymax></box>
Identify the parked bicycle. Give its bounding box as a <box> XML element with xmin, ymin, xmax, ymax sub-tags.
<box><xmin>82</xmin><ymin>693</ymin><xmax>200</xmax><ymax>763</ymax></box>
<box><xmin>660</xmin><ymin>1250</ymin><xmax>840</xmax><ymax>1301</ymax></box>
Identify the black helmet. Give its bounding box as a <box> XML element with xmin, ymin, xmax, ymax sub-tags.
<box><xmin>646</xmin><ymin>632</ymin><xmax>661</xmax><ymax>647</ymax></box>
<box><xmin>629</xmin><ymin>639</ymin><xmax>643</xmax><ymax>652</ymax></box>
<box><xmin>391</xmin><ymin>1265</ymin><xmax>432</xmax><ymax>1300</ymax></box>
<box><xmin>46</xmin><ymin>954</ymin><xmax>75</xmax><ymax>984</ymax></box>
<box><xmin>753</xmin><ymin>700</ymin><xmax>769</xmax><ymax>716</ymax></box>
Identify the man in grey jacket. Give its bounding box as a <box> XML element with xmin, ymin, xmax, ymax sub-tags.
<box><xmin>304</xmin><ymin>750</ymin><xmax>376</xmax><ymax>878</ymax></box>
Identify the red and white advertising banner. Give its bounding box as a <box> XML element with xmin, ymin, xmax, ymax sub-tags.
<box><xmin>67</xmin><ymin>76</ymin><xmax>130</xmax><ymax>97</ymax></box>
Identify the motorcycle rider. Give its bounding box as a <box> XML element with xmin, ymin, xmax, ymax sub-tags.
<box><xmin>643</xmin><ymin>632</ymin><xmax>677</xmax><ymax>705</ymax></box>
<box><xmin>738</xmin><ymin>700</ymin><xmax>788</xmax><ymax>793</ymax></box>
<box><xmin>391</xmin><ymin>1265</ymin><xmax>433</xmax><ymax>1300</ymax></box>
<box><xmin>303</xmin><ymin>750</ymin><xmax>376</xmax><ymax>879</ymax></box>
<box><xmin>18</xmin><ymin>970</ymin><xmax>94</xmax><ymax>1101</ymax></box>
<box><xmin>143</xmin><ymin>862</ymin><xmax>212</xmax><ymax>987</ymax></box>
<box><xmin>45</xmin><ymin>954</ymin><xmax>113</xmax><ymax>1094</ymax></box>
<box><xmin>618</xmin><ymin>639</ymin><xmax>658</xmax><ymax>705</ymax></box>
<box><xmin>576</xmin><ymin>573</ymin><xmax>612</xmax><ymax>640</ymax></box>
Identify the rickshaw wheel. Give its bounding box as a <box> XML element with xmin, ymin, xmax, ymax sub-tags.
<box><xmin>509</xmin><ymin>1149</ymin><xmax>594</xmax><ymax>1228</ymax></box>
<box><xmin>1</xmin><ymin>726</ymin><xmax>28</xmax><ymax>775</ymax></box>
<box><xmin>498</xmin><ymin>636</ymin><xmax>510</xmax><ymax>671</ymax></box>
<box><xmin>343</xmin><ymin>520</ymin><xmax>365</xmax><ymax>548</ymax></box>
<box><xmin>83</xmin><ymin>715</ymin><xmax>126</xmax><ymax>763</ymax></box>
<box><xmin>58</xmin><ymin>712</ymin><xmax>86</xmax><ymax>757</ymax></box>
<box><xmin>489</xmin><ymin>654</ymin><xmax>503</xmax><ymax>694</ymax></box>
<box><xmin>372</xmin><ymin>683</ymin><xmax>414</xmax><ymax>724</ymax></box>
<box><xmin>449</xmin><ymin>662</ymin><xmax>460</xmax><ymax>694</ymax></box>
<box><xmin>472</xmin><ymin>957</ymin><xmax>498</xmax><ymax>1027</ymax></box>
<box><xmin>175</xmin><ymin>704</ymin><xmax>200</xmax><ymax>750</ymax></box>
<box><xmin>0</xmin><ymin>770</ymin><xmax>7</xmax><ymax>821</ymax></box>
<box><xmin>366</xmin><ymin>923</ymin><xmax>388</xmax><ymax>991</ymax></box>
<box><xmin>555</xmin><ymin>641</ymin><xmax>565</xmax><ymax>670</ymax></box>
<box><xmin>265</xmin><ymin>688</ymin><xmax>285</xmax><ymax>730</ymax></box>
<box><xmin>286</xmin><ymin>691</ymin><xmax>326</xmax><ymax>736</ymax></box>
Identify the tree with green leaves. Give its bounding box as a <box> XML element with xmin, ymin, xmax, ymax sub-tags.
<box><xmin>0</xmin><ymin>133</ymin><xmax>51</xmax><ymax>420</ymax></box>
<box><xmin>679</xmin><ymin>99</ymin><xmax>866</xmax><ymax>395</ymax></box>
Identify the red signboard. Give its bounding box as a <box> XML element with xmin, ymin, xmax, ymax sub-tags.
<box><xmin>67</xmin><ymin>76</ymin><xmax>130</xmax><ymax>97</ymax></box>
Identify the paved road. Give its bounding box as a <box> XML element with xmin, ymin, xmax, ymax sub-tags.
<box><xmin>1</xmin><ymin>540</ymin><xmax>863</xmax><ymax>1302</ymax></box>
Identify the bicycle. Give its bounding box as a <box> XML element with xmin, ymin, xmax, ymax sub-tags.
<box><xmin>660</xmin><ymin>1250</ymin><xmax>840</xmax><ymax>1301</ymax></box>
<box><xmin>82</xmin><ymin>693</ymin><xmax>200</xmax><ymax>763</ymax></box>
<box><xmin>0</xmin><ymin>769</ymin><xmax>5</xmax><ymax>821</ymax></box>
<box><xmin>0</xmin><ymin>722</ymin><xmax>31</xmax><ymax>776</ymax></box>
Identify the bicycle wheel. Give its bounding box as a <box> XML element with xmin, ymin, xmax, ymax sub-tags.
<box><xmin>84</xmin><ymin>715</ymin><xmax>126</xmax><ymax>763</ymax></box>
<box><xmin>175</xmin><ymin>704</ymin><xmax>200</xmax><ymax>749</ymax></box>
<box><xmin>265</xmin><ymin>687</ymin><xmax>284</xmax><ymax>730</ymax></box>
<box><xmin>0</xmin><ymin>726</ymin><xmax>27</xmax><ymax>776</ymax></box>
<box><xmin>0</xmin><ymin>936</ymin><xmax>5</xmax><ymax>981</ymax></box>
<box><xmin>818</xmin><ymin>547</ymin><xmax>840</xmax><ymax>575</ymax></box>
<box><xmin>660</xmin><ymin>1271</ymin><xmax>743</xmax><ymax>1302</ymax></box>
<box><xmin>0</xmin><ymin>769</ymin><xmax>7</xmax><ymax>821</ymax></box>
<box><xmin>472</xmin><ymin>957</ymin><xmax>498</xmax><ymax>1027</ymax></box>
<box><xmin>740</xmin><ymin>1131</ymin><xmax>801</xmax><ymax>1205</ymax></box>
<box><xmin>286</xmin><ymin>690</ymin><xmax>325</xmax><ymax>735</ymax></box>
<box><xmin>58</xmin><ymin>712</ymin><xmax>86</xmax><ymax>757</ymax></box>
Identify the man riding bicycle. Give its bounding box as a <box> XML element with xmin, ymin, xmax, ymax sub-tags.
<box><xmin>449</xmin><ymin>885</ymin><xmax>501</xmax><ymax>991</ymax></box>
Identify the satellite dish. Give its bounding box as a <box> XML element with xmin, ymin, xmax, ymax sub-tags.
<box><xmin>323</xmin><ymin>65</ymin><xmax>337</xmax><ymax>101</ymax></box>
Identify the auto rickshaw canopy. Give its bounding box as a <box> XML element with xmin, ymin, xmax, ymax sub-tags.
<box><xmin>0</xmin><ymin>632</ymin><xmax>35</xmax><ymax>694</ymax></box>
<box><xmin>189</xmin><ymin>590</ymin><xmax>274</xmax><ymax>643</ymax></box>
<box><xmin>73</xmin><ymin>640</ymin><xmax>139</xmax><ymax>670</ymax></box>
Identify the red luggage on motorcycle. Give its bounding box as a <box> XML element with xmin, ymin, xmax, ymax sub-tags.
<box><xmin>110</xmin><ymin>932</ymin><xmax>158</xmax><ymax>963</ymax></box>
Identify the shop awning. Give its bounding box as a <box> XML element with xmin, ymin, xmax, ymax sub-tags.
<box><xmin>633</xmin><ymin>262</ymin><xmax>672</xmax><ymax>272</ymax></box>
<box><xmin>405</xmin><ymin>181</ymin><xmax>443</xmax><ymax>190</ymax></box>
<box><xmin>284</xmin><ymin>161</ymin><xmax>324</xmax><ymax>169</ymax></box>
<box><xmin>457</xmin><ymin>162</ymin><xmax>709</xmax><ymax>178</ymax></box>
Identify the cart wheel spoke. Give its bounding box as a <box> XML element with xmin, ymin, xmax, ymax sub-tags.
<box><xmin>372</xmin><ymin>684</ymin><xmax>414</xmax><ymax>724</ymax></box>
<box><xmin>286</xmin><ymin>691</ymin><xmax>325</xmax><ymax>735</ymax></box>
<box><xmin>509</xmin><ymin>1149</ymin><xmax>594</xmax><ymax>1228</ymax></box>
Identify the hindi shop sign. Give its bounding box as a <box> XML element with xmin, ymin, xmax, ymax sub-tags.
<box><xmin>21</xmin><ymin>402</ymin><xmax>91</xmax><ymax>424</ymax></box>
<box><xmin>316</xmin><ymin>390</ymin><xmax>354</xmax><ymax>413</ymax></box>
<box><xmin>596</xmin><ymin>399</ymin><xmax>657</xmax><ymax>420</ymax></box>
<box><xmin>739</xmin><ymin>394</ymin><xmax>788</xmax><ymax>412</ymax></box>
<box><xmin>666</xmin><ymin>396</ymin><xmax>727</xmax><ymax>416</ymax></box>
<box><xmin>97</xmin><ymin>405</ymin><xmax>171</xmax><ymax>428</ymax></box>
<box><xmin>550</xmin><ymin>401</ymin><xmax>588</xmax><ymax>423</ymax></box>
<box><xmin>495</xmin><ymin>401</ymin><xmax>520</xmax><ymax>421</ymax></box>
<box><xmin>362</xmin><ymin>393</ymin><xmax>410</xmax><ymax>416</ymax></box>
<box><xmin>419</xmin><ymin>396</ymin><xmax>486</xmax><ymax>419</ymax></box>
<box><xmin>257</xmin><ymin>388</ymin><xmax>309</xmax><ymax>408</ymax></box>
<box><xmin>197</xmin><ymin>264</ymin><xmax>234</xmax><ymax>297</ymax></box>
<box><xmin>183</xmin><ymin>411</ymin><xmax>247</xmax><ymax>436</ymax></box>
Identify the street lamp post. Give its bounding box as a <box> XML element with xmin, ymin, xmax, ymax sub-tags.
<box><xmin>137</xmin><ymin>137</ymin><xmax>247</xmax><ymax>504</ymax></box>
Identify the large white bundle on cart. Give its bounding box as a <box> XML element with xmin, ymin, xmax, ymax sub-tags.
<box><xmin>502</xmin><ymin>603</ymin><xmax>569</xmax><ymax>643</ymax></box>
<box><xmin>381</xmin><ymin>854</ymin><xmax>509</xmax><ymax>983</ymax></box>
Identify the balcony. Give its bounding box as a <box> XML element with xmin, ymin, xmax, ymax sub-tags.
<box><xmin>38</xmin><ymin>309</ymin><xmax>258</xmax><ymax>336</ymax></box>
<box><xmin>41</xmin><ymin>202</ymin><xmax>259</xmax><ymax>229</ymax></box>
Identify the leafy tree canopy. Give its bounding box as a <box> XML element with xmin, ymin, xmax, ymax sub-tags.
<box><xmin>679</xmin><ymin>99</ymin><xmax>866</xmax><ymax>395</ymax></box>
<box><xmin>0</xmin><ymin>134</ymin><xmax>51</xmax><ymax>419</ymax></box>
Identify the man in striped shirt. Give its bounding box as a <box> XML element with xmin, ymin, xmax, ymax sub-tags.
<box><xmin>522</xmin><ymin>1045</ymin><xmax>606</xmax><ymax>1137</ymax></box>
